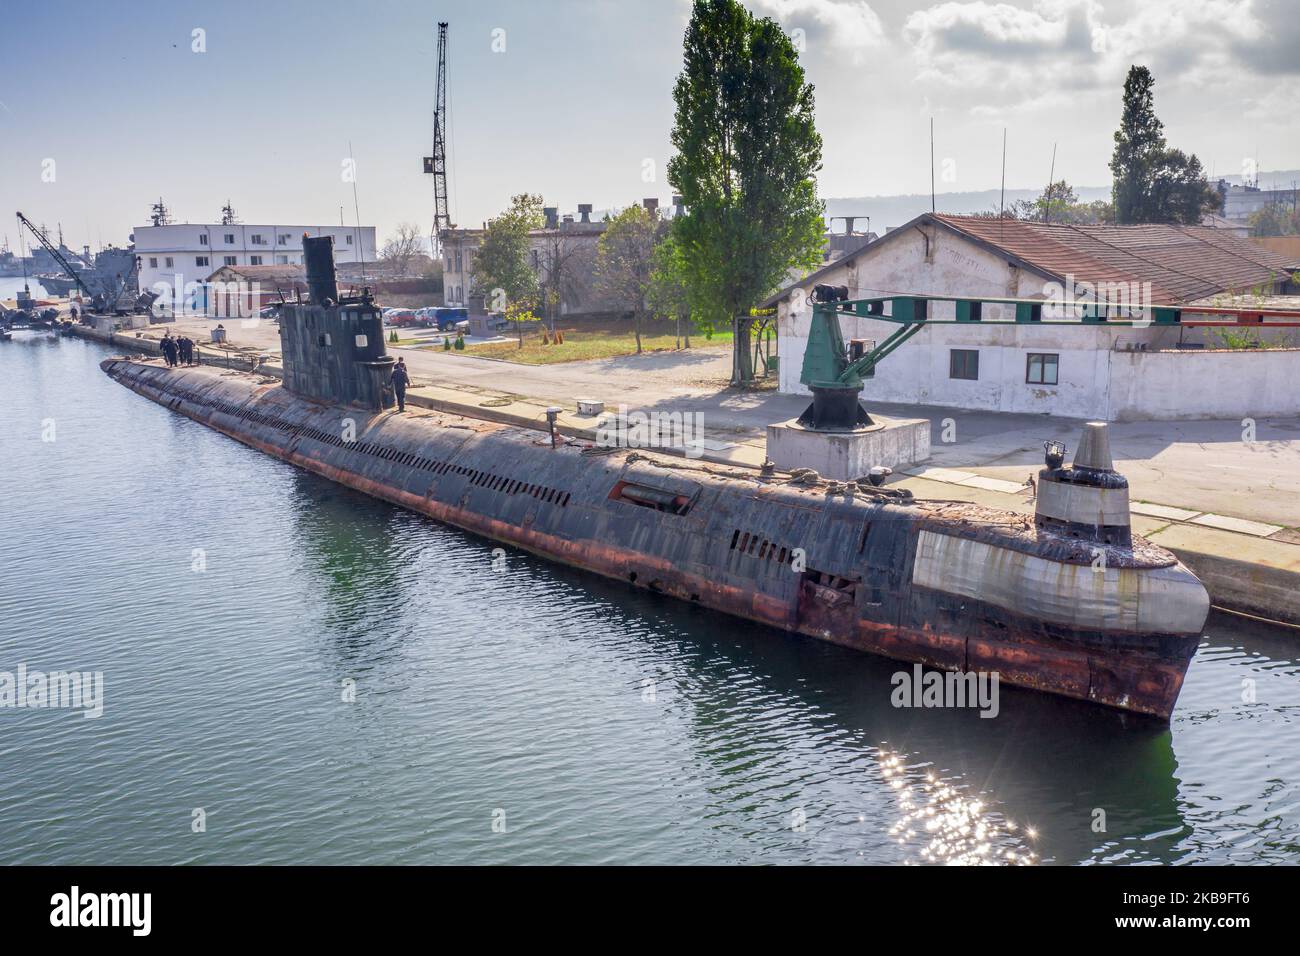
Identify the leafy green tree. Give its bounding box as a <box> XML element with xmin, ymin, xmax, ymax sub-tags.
<box><xmin>980</xmin><ymin>181</ymin><xmax>1113</xmax><ymax>224</ymax></box>
<box><xmin>1247</xmin><ymin>201</ymin><xmax>1300</xmax><ymax>237</ymax></box>
<box><xmin>474</xmin><ymin>193</ymin><xmax>543</xmax><ymax>314</ymax></box>
<box><xmin>1110</xmin><ymin>66</ymin><xmax>1163</xmax><ymax>223</ymax></box>
<box><xmin>595</xmin><ymin>205</ymin><xmax>663</xmax><ymax>354</ymax></box>
<box><xmin>668</xmin><ymin>0</ymin><xmax>825</xmax><ymax>384</ymax></box>
<box><xmin>505</xmin><ymin>301</ymin><xmax>542</xmax><ymax>349</ymax></box>
<box><xmin>1150</xmin><ymin>148</ymin><xmax>1219</xmax><ymax>224</ymax></box>
<box><xmin>1110</xmin><ymin>66</ymin><xmax>1217</xmax><ymax>224</ymax></box>
<box><xmin>647</xmin><ymin>234</ymin><xmax>694</xmax><ymax>348</ymax></box>
<box><xmin>1076</xmin><ymin>200</ymin><xmax>1115</xmax><ymax>224</ymax></box>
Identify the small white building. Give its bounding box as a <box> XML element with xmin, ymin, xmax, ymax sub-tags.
<box><xmin>764</xmin><ymin>213</ymin><xmax>1300</xmax><ymax>421</ymax></box>
<box><xmin>133</xmin><ymin>221</ymin><xmax>376</xmax><ymax>309</ymax></box>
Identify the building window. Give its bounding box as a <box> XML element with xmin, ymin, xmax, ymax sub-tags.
<box><xmin>165</xmin><ymin>257</ymin><xmax>173</xmax><ymax>268</ymax></box>
<box><xmin>224</xmin><ymin>256</ymin><xmax>236</xmax><ymax>266</ymax></box>
<box><xmin>345</xmin><ymin>235</ymin><xmax>353</xmax><ymax>245</ymax></box>
<box><xmin>455</xmin><ymin>252</ymin><xmax>462</xmax><ymax>271</ymax></box>
<box><xmin>195</xmin><ymin>256</ymin><xmax>209</xmax><ymax>267</ymax></box>
<box><xmin>199</xmin><ymin>234</ymin><xmax>209</xmax><ymax>245</ymax></box>
<box><xmin>1026</xmin><ymin>352</ymin><xmax>1059</xmax><ymax>385</ymax></box>
<box><xmin>250</xmin><ymin>255</ymin><xmax>263</xmax><ymax>265</ymax></box>
<box><xmin>949</xmin><ymin>349</ymin><xmax>979</xmax><ymax>380</ymax></box>
<box><xmin>251</xmin><ymin>234</ymin><xmax>264</xmax><ymax>245</ymax></box>
<box><xmin>276</xmin><ymin>255</ymin><xmax>288</xmax><ymax>264</ymax></box>
<box><xmin>224</xmin><ymin>234</ymin><xmax>235</xmax><ymax>244</ymax></box>
<box><xmin>531</xmin><ymin>249</ymin><xmax>540</xmax><ymax>270</ymax></box>
<box><xmin>149</xmin><ymin>257</ymin><xmax>158</xmax><ymax>268</ymax></box>
<box><xmin>278</xmin><ymin>234</ymin><xmax>289</xmax><ymax>245</ymax></box>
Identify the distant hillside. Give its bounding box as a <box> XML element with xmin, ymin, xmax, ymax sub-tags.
<box><xmin>1225</xmin><ymin>169</ymin><xmax>1300</xmax><ymax>190</ymax></box>
<box><xmin>824</xmin><ymin>187</ymin><xmax>1108</xmax><ymax>232</ymax></box>
<box><xmin>825</xmin><ymin>169</ymin><xmax>1300</xmax><ymax>232</ymax></box>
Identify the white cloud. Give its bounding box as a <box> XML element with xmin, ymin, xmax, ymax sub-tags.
<box><xmin>748</xmin><ymin>0</ymin><xmax>886</xmax><ymax>57</ymax></box>
<box><xmin>903</xmin><ymin>0</ymin><xmax>1281</xmax><ymax>100</ymax></box>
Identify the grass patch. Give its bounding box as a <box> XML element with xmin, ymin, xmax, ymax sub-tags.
<box><xmin>457</xmin><ymin>328</ymin><xmax>733</xmax><ymax>365</ymax></box>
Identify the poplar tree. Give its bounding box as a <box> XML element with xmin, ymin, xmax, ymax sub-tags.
<box><xmin>475</xmin><ymin>193</ymin><xmax>543</xmax><ymax>312</ymax></box>
<box><xmin>595</xmin><ymin>205</ymin><xmax>662</xmax><ymax>354</ymax></box>
<box><xmin>1110</xmin><ymin>66</ymin><xmax>1217</xmax><ymax>224</ymax></box>
<box><xmin>668</xmin><ymin>0</ymin><xmax>825</xmax><ymax>384</ymax></box>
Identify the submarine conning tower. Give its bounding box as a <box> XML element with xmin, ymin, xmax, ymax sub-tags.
<box><xmin>1035</xmin><ymin>422</ymin><xmax>1132</xmax><ymax>549</ymax></box>
<box><xmin>278</xmin><ymin>235</ymin><xmax>395</xmax><ymax>411</ymax></box>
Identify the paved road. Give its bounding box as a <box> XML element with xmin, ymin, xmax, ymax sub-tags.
<box><xmin>167</xmin><ymin>314</ymin><xmax>1300</xmax><ymax>526</ymax></box>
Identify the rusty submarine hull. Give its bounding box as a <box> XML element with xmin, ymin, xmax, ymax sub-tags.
<box><xmin>99</xmin><ymin>237</ymin><xmax>1209</xmax><ymax>719</ymax></box>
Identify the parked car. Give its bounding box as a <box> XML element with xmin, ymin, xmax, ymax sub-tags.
<box><xmin>432</xmin><ymin>306</ymin><xmax>469</xmax><ymax>331</ymax></box>
<box><xmin>385</xmin><ymin>309</ymin><xmax>418</xmax><ymax>327</ymax></box>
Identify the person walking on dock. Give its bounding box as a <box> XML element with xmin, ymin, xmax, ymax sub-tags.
<box><xmin>160</xmin><ymin>332</ymin><xmax>178</xmax><ymax>368</ymax></box>
<box><xmin>390</xmin><ymin>358</ymin><xmax>410</xmax><ymax>412</ymax></box>
<box><xmin>178</xmin><ymin>335</ymin><xmax>194</xmax><ymax>366</ymax></box>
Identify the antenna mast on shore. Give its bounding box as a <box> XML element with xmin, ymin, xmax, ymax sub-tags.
<box><xmin>150</xmin><ymin>198</ymin><xmax>172</xmax><ymax>227</ymax></box>
<box><xmin>929</xmin><ymin>117</ymin><xmax>936</xmax><ymax>213</ymax></box>
<box><xmin>1043</xmin><ymin>142</ymin><xmax>1057</xmax><ymax>224</ymax></box>
<box><xmin>424</xmin><ymin>20</ymin><xmax>452</xmax><ymax>255</ymax></box>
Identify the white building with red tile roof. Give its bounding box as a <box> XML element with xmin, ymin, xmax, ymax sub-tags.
<box><xmin>764</xmin><ymin>213</ymin><xmax>1300</xmax><ymax>420</ymax></box>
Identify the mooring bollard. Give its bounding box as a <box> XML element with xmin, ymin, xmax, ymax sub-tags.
<box><xmin>546</xmin><ymin>406</ymin><xmax>562</xmax><ymax>448</ymax></box>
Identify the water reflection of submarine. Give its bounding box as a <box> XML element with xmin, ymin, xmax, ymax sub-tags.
<box><xmin>649</xmin><ymin>601</ymin><xmax>1186</xmax><ymax>865</ymax></box>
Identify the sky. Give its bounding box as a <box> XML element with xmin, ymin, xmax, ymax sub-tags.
<box><xmin>1</xmin><ymin>0</ymin><xmax>1297</xmax><ymax>253</ymax></box>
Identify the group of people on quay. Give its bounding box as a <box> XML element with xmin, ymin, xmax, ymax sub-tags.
<box><xmin>160</xmin><ymin>331</ymin><xmax>197</xmax><ymax>367</ymax></box>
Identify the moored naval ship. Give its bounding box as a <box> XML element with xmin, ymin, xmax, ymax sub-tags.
<box><xmin>101</xmin><ymin>237</ymin><xmax>1210</xmax><ymax>719</ymax></box>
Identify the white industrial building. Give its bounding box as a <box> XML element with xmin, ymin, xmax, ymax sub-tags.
<box><xmin>1216</xmin><ymin>179</ymin><xmax>1299</xmax><ymax>226</ymax></box>
<box><xmin>763</xmin><ymin>213</ymin><xmax>1300</xmax><ymax>421</ymax></box>
<box><xmin>133</xmin><ymin>221</ymin><xmax>376</xmax><ymax>308</ymax></box>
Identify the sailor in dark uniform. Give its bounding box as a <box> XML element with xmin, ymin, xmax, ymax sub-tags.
<box><xmin>390</xmin><ymin>358</ymin><xmax>410</xmax><ymax>412</ymax></box>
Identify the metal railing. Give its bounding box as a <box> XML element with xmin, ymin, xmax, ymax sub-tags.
<box><xmin>805</xmin><ymin>289</ymin><xmax>1300</xmax><ymax>388</ymax></box>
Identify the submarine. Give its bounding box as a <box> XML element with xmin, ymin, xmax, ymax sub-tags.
<box><xmin>101</xmin><ymin>236</ymin><xmax>1210</xmax><ymax>719</ymax></box>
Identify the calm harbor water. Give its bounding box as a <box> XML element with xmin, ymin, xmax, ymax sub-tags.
<box><xmin>1</xmin><ymin>332</ymin><xmax>1298</xmax><ymax>865</ymax></box>
<box><xmin>0</xmin><ymin>277</ymin><xmax>50</xmax><ymax>300</ymax></box>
